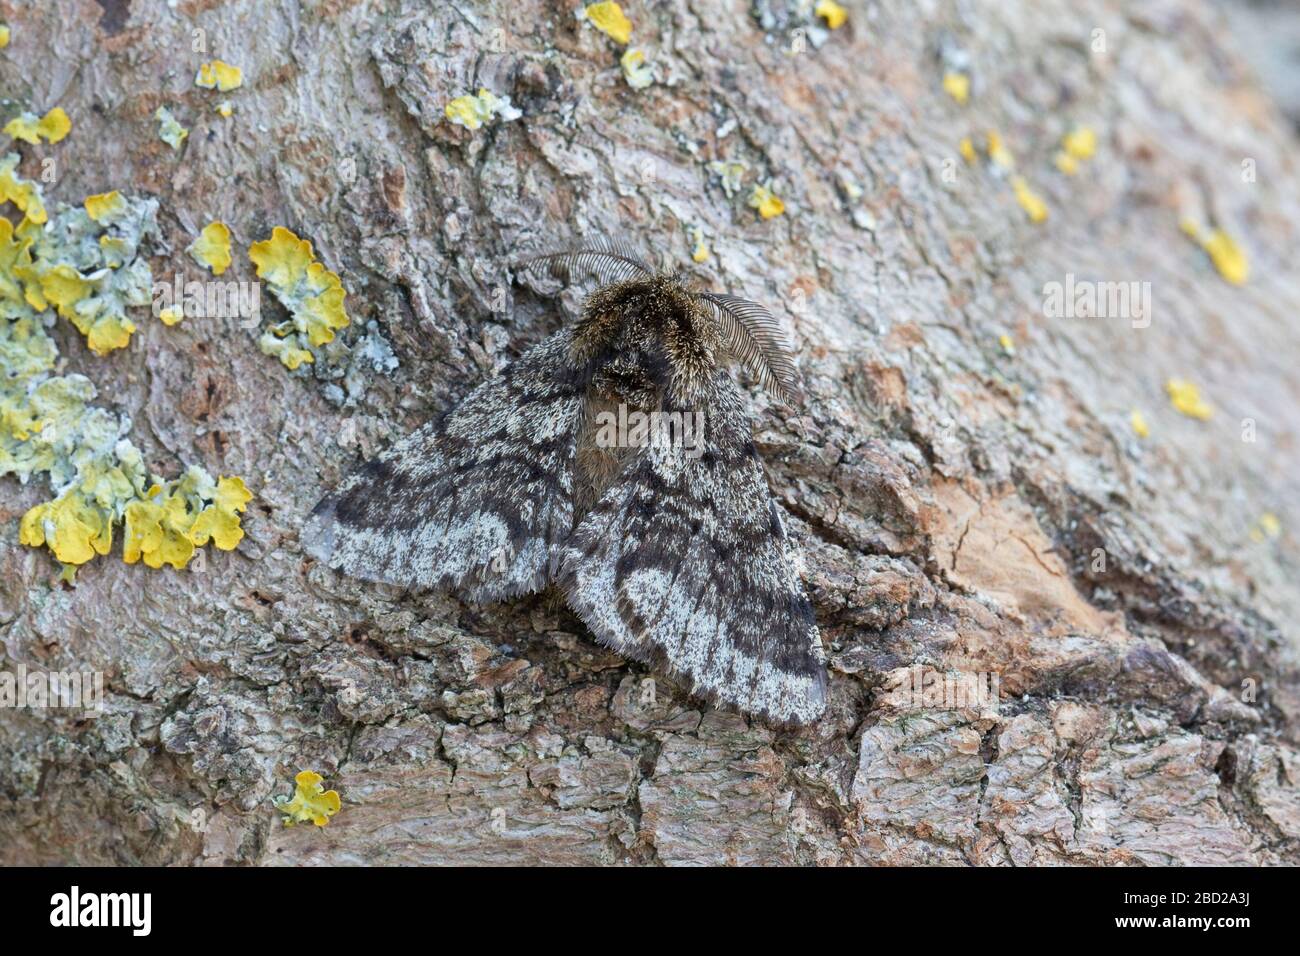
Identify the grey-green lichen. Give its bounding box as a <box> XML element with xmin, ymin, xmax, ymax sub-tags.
<box><xmin>2</xmin><ymin>192</ymin><xmax>249</xmax><ymax>575</ymax></box>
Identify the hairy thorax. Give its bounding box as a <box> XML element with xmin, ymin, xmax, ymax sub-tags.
<box><xmin>569</xmin><ymin>276</ymin><xmax>718</xmax><ymax>525</ymax></box>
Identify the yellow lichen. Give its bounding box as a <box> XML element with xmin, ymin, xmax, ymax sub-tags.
<box><xmin>815</xmin><ymin>0</ymin><xmax>848</xmax><ymax>30</ymax></box>
<box><xmin>195</xmin><ymin>60</ymin><xmax>243</xmax><ymax>92</ymax></box>
<box><xmin>97</xmin><ymin>235</ymin><xmax>128</xmax><ymax>268</ymax></box>
<box><xmin>12</xmin><ymin>420</ymin><xmax>248</xmax><ymax>574</ymax></box>
<box><xmin>84</xmin><ymin>190</ymin><xmax>126</xmax><ymax>223</ymax></box>
<box><xmin>1201</xmin><ymin>230</ymin><xmax>1248</xmax><ymax>286</ymax></box>
<box><xmin>37</xmin><ymin>263</ymin><xmax>92</xmax><ymax>313</ymax></box>
<box><xmin>998</xmin><ymin>333</ymin><xmax>1015</xmax><ymax>356</ymax></box>
<box><xmin>0</xmin><ymin>217</ymin><xmax>41</xmax><ymax>308</ymax></box>
<box><xmin>2</xmin><ymin>196</ymin><xmax>233</xmax><ymax>578</ymax></box>
<box><xmin>0</xmin><ymin>25</ymin><xmax>9</xmax><ymax>48</ymax></box>
<box><xmin>189</xmin><ymin>475</ymin><xmax>253</xmax><ymax>551</ymax></box>
<box><xmin>0</xmin><ymin>223</ymin><xmax>25</xmax><ymax>301</ymax></box>
<box><xmin>4</xmin><ymin>107</ymin><xmax>71</xmax><ymax>145</ymax></box>
<box><xmin>748</xmin><ymin>183</ymin><xmax>785</xmax><ymax>220</ymax></box>
<box><xmin>249</xmin><ymin>226</ymin><xmax>350</xmax><ymax>368</ymax></box>
<box><xmin>1130</xmin><ymin>409</ymin><xmax>1150</xmax><ymax>439</ymax></box>
<box><xmin>158</xmin><ymin>305</ymin><xmax>183</xmax><ymax>326</ymax></box>
<box><xmin>122</xmin><ymin>470</ymin><xmax>252</xmax><ymax>569</ymax></box>
<box><xmin>43</xmin><ymin>107</ymin><xmax>72</xmax><ymax>144</ymax></box>
<box><xmin>582</xmin><ymin>2</ymin><xmax>632</xmax><ymax>45</ymax></box>
<box><xmin>1054</xmin><ymin>126</ymin><xmax>1097</xmax><ymax>176</ymax></box>
<box><xmin>444</xmin><ymin>89</ymin><xmax>521</xmax><ymax>131</ymax></box>
<box><xmin>23</xmin><ymin>191</ymin><xmax>159</xmax><ymax>355</ymax></box>
<box><xmin>20</xmin><ymin>491</ymin><xmax>113</xmax><ymax>566</ymax></box>
<box><xmin>959</xmin><ymin>137</ymin><xmax>976</xmax><ymax>164</ymax></box>
<box><xmin>1181</xmin><ymin>221</ymin><xmax>1249</xmax><ymax>286</ymax></box>
<box><xmin>188</xmin><ymin>221</ymin><xmax>233</xmax><ymax>276</ymax></box>
<box><xmin>942</xmin><ymin>72</ymin><xmax>970</xmax><ymax>105</ymax></box>
<box><xmin>260</xmin><ymin>338</ymin><xmax>315</xmax><ymax>369</ymax></box>
<box><xmin>620</xmin><ymin>48</ymin><xmax>653</xmax><ymax>90</ymax></box>
<box><xmin>25</xmin><ymin>466</ymin><xmax>250</xmax><ymax>572</ymax></box>
<box><xmin>689</xmin><ymin>226</ymin><xmax>710</xmax><ymax>263</ymax></box>
<box><xmin>1165</xmin><ymin>378</ymin><xmax>1213</xmax><ymax>421</ymax></box>
<box><xmin>122</xmin><ymin>495</ymin><xmax>193</xmax><ymax>570</ymax></box>
<box><xmin>1061</xmin><ymin>126</ymin><xmax>1096</xmax><ymax>160</ymax></box>
<box><xmin>80</xmin><ymin>313</ymin><xmax>136</xmax><ymax>355</ymax></box>
<box><xmin>275</xmin><ymin>770</ymin><xmax>342</xmax><ymax>827</ymax></box>
<box><xmin>986</xmin><ymin>130</ymin><xmax>1014</xmax><ymax>170</ymax></box>
<box><xmin>0</xmin><ymin>152</ymin><xmax>48</xmax><ymax>225</ymax></box>
<box><xmin>3</xmin><ymin>373</ymin><xmax>96</xmax><ymax>481</ymax></box>
<box><xmin>444</xmin><ymin>95</ymin><xmax>483</xmax><ymax>130</ymax></box>
<box><xmin>155</xmin><ymin>106</ymin><xmax>188</xmax><ymax>151</ymax></box>
<box><xmin>215</xmin><ymin>100</ymin><xmax>233</xmax><ymax>118</ymax></box>
<box><xmin>1249</xmin><ymin>512</ymin><xmax>1281</xmax><ymax>543</ymax></box>
<box><xmin>39</xmin><ymin>264</ymin><xmax>136</xmax><ymax>356</ymax></box>
<box><xmin>1010</xmin><ymin>175</ymin><xmax>1048</xmax><ymax>223</ymax></box>
<box><xmin>708</xmin><ymin>159</ymin><xmax>749</xmax><ymax>198</ymax></box>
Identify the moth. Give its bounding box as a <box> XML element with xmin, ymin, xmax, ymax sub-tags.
<box><xmin>302</xmin><ymin>243</ymin><xmax>827</xmax><ymax>725</ymax></box>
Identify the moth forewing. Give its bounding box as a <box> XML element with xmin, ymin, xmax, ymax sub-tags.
<box><xmin>305</xmin><ymin>257</ymin><xmax>825</xmax><ymax>725</ymax></box>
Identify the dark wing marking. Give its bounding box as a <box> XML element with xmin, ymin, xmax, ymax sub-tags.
<box><xmin>695</xmin><ymin>291</ymin><xmax>802</xmax><ymax>405</ymax></box>
<box><xmin>519</xmin><ymin>237</ymin><xmax>654</xmax><ymax>287</ymax></box>
<box><xmin>302</xmin><ymin>329</ymin><xmax>583</xmax><ymax>601</ymax></box>
<box><xmin>555</xmin><ymin>374</ymin><xmax>826</xmax><ymax>725</ymax></box>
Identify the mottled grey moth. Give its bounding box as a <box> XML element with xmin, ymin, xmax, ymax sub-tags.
<box><xmin>302</xmin><ymin>243</ymin><xmax>826</xmax><ymax>725</ymax></box>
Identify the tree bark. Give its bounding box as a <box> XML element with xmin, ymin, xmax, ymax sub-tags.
<box><xmin>2</xmin><ymin>0</ymin><xmax>1298</xmax><ymax>865</ymax></box>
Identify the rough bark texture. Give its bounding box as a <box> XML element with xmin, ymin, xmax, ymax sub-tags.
<box><xmin>2</xmin><ymin>0</ymin><xmax>1299</xmax><ymax>865</ymax></box>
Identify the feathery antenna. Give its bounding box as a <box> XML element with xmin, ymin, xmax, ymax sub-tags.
<box><xmin>696</xmin><ymin>291</ymin><xmax>802</xmax><ymax>405</ymax></box>
<box><xmin>518</xmin><ymin>238</ymin><xmax>654</xmax><ymax>287</ymax></box>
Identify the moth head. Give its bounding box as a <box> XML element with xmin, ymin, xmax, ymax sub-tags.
<box><xmin>585</xmin><ymin>272</ymin><xmax>720</xmax><ymax>403</ymax></box>
<box><xmin>519</xmin><ymin>241</ymin><xmax>803</xmax><ymax>405</ymax></box>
